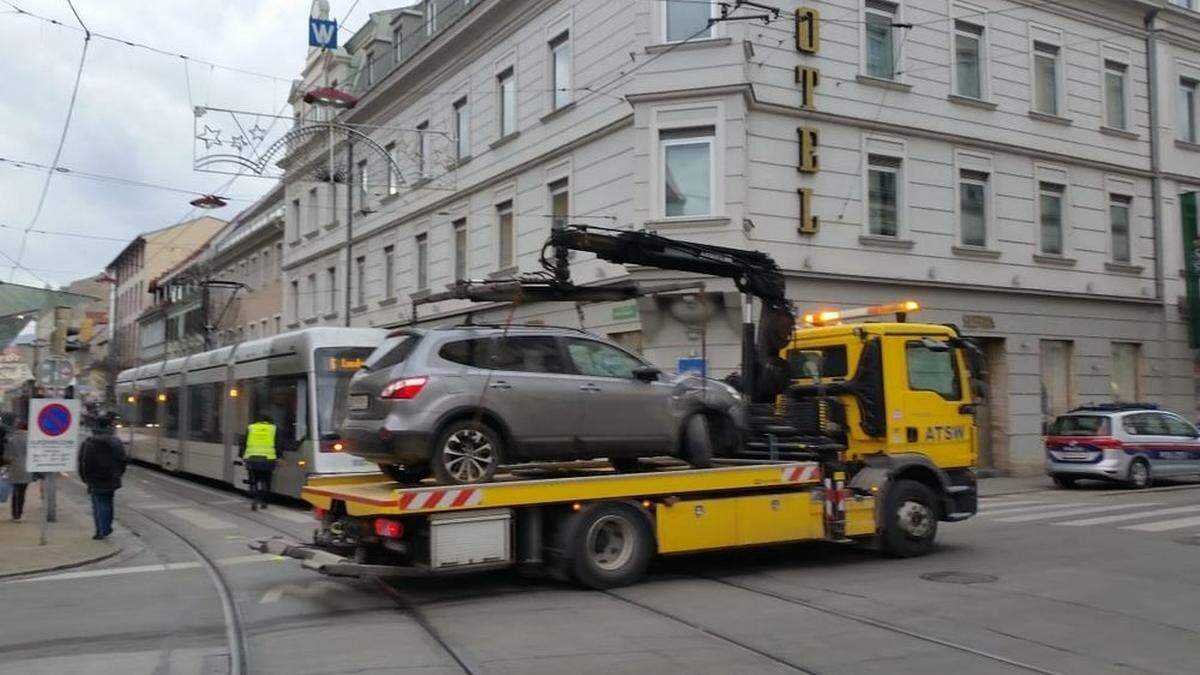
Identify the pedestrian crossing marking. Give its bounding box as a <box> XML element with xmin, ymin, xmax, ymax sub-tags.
<box><xmin>990</xmin><ymin>503</ymin><xmax>1159</xmax><ymax>523</ymax></box>
<box><xmin>977</xmin><ymin>500</ymin><xmax>1056</xmax><ymax>511</ymax></box>
<box><xmin>977</xmin><ymin>502</ymin><xmax>1074</xmax><ymax>516</ymax></box>
<box><xmin>1053</xmin><ymin>505</ymin><xmax>1200</xmax><ymax>527</ymax></box>
<box><xmin>1120</xmin><ymin>514</ymin><xmax>1200</xmax><ymax>532</ymax></box>
<box><xmin>166</xmin><ymin>507</ymin><xmax>237</xmax><ymax>530</ymax></box>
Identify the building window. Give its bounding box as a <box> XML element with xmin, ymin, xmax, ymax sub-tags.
<box><xmin>326</xmin><ymin>266</ymin><xmax>337</xmax><ymax>314</ymax></box>
<box><xmin>865</xmin><ymin>0</ymin><xmax>899</xmax><ymax>80</ymax></box>
<box><xmin>290</xmin><ymin>198</ymin><xmax>301</xmax><ymax>240</ymax></box>
<box><xmin>453</xmin><ymin>218</ymin><xmax>467</xmax><ymax>280</ymax></box>
<box><xmin>1033</xmin><ymin>41</ymin><xmax>1060</xmax><ymax>116</ymax></box>
<box><xmin>248</xmin><ymin>256</ymin><xmax>258</xmax><ymax>290</ymax></box>
<box><xmin>274</xmin><ymin>316</ymin><xmax>282</xmax><ymax>335</ymax></box>
<box><xmin>498</xmin><ymin>68</ymin><xmax>516</xmax><ymax>138</ymax></box>
<box><xmin>355</xmin><ymin>255</ymin><xmax>366</xmax><ymax>307</ymax></box>
<box><xmin>497</xmin><ymin>201</ymin><xmax>515</xmax><ymax>269</ymax></box>
<box><xmin>261</xmin><ymin>248</ymin><xmax>270</xmax><ymax>285</ymax></box>
<box><xmin>661</xmin><ymin>126</ymin><xmax>714</xmax><ymax>218</ymax></box>
<box><xmin>1111</xmin><ymin>342</ymin><xmax>1141</xmax><ymax>402</ymax></box>
<box><xmin>664</xmin><ymin>0</ymin><xmax>712</xmax><ymax>42</ymax></box>
<box><xmin>417</xmin><ymin>120</ymin><xmax>430</xmax><ymax>177</ymax></box>
<box><xmin>1038</xmin><ymin>182</ymin><xmax>1065</xmax><ymax>255</ymax></box>
<box><xmin>1104</xmin><ymin>60</ymin><xmax>1127</xmax><ymax>130</ymax></box>
<box><xmin>426</xmin><ymin>0</ymin><xmax>437</xmax><ymax>35</ymax></box>
<box><xmin>549</xmin><ymin>31</ymin><xmax>571</xmax><ymax>110</ymax></box>
<box><xmin>393</xmin><ymin>27</ymin><xmax>403</xmax><ymax>62</ymax></box>
<box><xmin>357</xmin><ymin>160</ymin><xmax>368</xmax><ymax>211</ymax></box>
<box><xmin>1180</xmin><ymin>78</ymin><xmax>1198</xmax><ymax>144</ymax></box>
<box><xmin>260</xmin><ymin>319</ymin><xmax>268</xmax><ymax>337</ymax></box>
<box><xmin>365</xmin><ymin>52</ymin><xmax>375</xmax><ymax>86</ymax></box>
<box><xmin>385</xmin><ymin>142</ymin><xmax>399</xmax><ymax>195</ymax></box>
<box><xmin>1110</xmin><ymin>194</ymin><xmax>1132</xmax><ymax>263</ymax></box>
<box><xmin>383</xmin><ymin>245</ymin><xmax>395</xmax><ymax>298</ymax></box>
<box><xmin>867</xmin><ymin>154</ymin><xmax>901</xmax><ymax>236</ymax></box>
<box><xmin>453</xmin><ymin>97</ymin><xmax>469</xmax><ymax>160</ymax></box>
<box><xmin>307</xmin><ymin>187</ymin><xmax>319</xmax><ymax>231</ymax></box>
<box><xmin>550</xmin><ymin>178</ymin><xmax>569</xmax><ymax>230</ymax></box>
<box><xmin>416</xmin><ymin>233</ymin><xmax>429</xmax><ymax>291</ymax></box>
<box><xmin>307</xmin><ymin>273</ymin><xmax>318</xmax><ymax>318</ymax></box>
<box><xmin>1040</xmin><ymin>339</ymin><xmax>1074</xmax><ymax>431</ymax></box>
<box><xmin>959</xmin><ymin>169</ymin><xmax>988</xmax><ymax>247</ymax></box>
<box><xmin>954</xmin><ymin>20</ymin><xmax>984</xmax><ymax>99</ymax></box>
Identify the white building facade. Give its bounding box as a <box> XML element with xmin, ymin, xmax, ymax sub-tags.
<box><xmin>280</xmin><ymin>0</ymin><xmax>1200</xmax><ymax>474</ymax></box>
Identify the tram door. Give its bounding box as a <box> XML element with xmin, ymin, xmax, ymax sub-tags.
<box><xmin>229</xmin><ymin>379</ymin><xmax>251</xmax><ymax>492</ymax></box>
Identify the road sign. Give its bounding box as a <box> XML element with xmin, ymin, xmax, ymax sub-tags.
<box><xmin>309</xmin><ymin>17</ymin><xmax>338</xmax><ymax>49</ymax></box>
<box><xmin>677</xmin><ymin>357</ymin><xmax>707</xmax><ymax>377</ymax></box>
<box><xmin>27</xmin><ymin>398</ymin><xmax>81</xmax><ymax>472</ymax></box>
<box><xmin>36</xmin><ymin>355</ymin><xmax>74</xmax><ymax>389</ymax></box>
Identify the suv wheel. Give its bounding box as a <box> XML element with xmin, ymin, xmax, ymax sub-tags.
<box><xmin>682</xmin><ymin>414</ymin><xmax>715</xmax><ymax>468</ymax></box>
<box><xmin>378</xmin><ymin>463</ymin><xmax>430</xmax><ymax>485</ymax></box>
<box><xmin>433</xmin><ymin>420</ymin><xmax>502</xmax><ymax>484</ymax></box>
<box><xmin>1051</xmin><ymin>475</ymin><xmax>1076</xmax><ymax>489</ymax></box>
<box><xmin>1126</xmin><ymin>459</ymin><xmax>1152</xmax><ymax>489</ymax></box>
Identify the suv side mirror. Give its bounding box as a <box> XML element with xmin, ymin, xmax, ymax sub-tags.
<box><xmin>632</xmin><ymin>366</ymin><xmax>662</xmax><ymax>382</ymax></box>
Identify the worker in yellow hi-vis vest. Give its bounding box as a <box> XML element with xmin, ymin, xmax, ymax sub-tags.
<box><xmin>239</xmin><ymin>414</ymin><xmax>280</xmax><ymax>510</ymax></box>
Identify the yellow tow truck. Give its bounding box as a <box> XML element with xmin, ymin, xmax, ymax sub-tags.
<box><xmin>255</xmin><ymin>227</ymin><xmax>981</xmax><ymax>588</ymax></box>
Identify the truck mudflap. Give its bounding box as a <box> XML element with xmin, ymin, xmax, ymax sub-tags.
<box><xmin>249</xmin><ymin>537</ymin><xmax>430</xmax><ymax>579</ymax></box>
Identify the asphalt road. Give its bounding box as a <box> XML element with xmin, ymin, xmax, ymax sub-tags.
<box><xmin>2</xmin><ymin>466</ymin><xmax>1199</xmax><ymax>675</ymax></box>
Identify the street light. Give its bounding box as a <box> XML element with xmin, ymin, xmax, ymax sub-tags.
<box><xmin>302</xmin><ymin>86</ymin><xmax>359</xmax><ymax>109</ymax></box>
<box><xmin>189</xmin><ymin>194</ymin><xmax>228</xmax><ymax>209</ymax></box>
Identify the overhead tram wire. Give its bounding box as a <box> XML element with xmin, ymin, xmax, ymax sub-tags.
<box><xmin>8</xmin><ymin>0</ymin><xmax>90</xmax><ymax>282</ymax></box>
<box><xmin>0</xmin><ymin>158</ymin><xmax>256</xmax><ymax>202</ymax></box>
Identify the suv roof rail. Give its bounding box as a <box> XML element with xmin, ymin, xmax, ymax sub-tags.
<box><xmin>438</xmin><ymin>322</ymin><xmax>595</xmax><ymax>334</ymax></box>
<box><xmin>1068</xmin><ymin>402</ymin><xmax>1160</xmax><ymax>413</ymax></box>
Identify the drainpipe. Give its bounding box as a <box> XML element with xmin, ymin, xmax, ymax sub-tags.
<box><xmin>1144</xmin><ymin>9</ymin><xmax>1169</xmax><ymax>393</ymax></box>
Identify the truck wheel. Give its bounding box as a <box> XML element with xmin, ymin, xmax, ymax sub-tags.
<box><xmin>563</xmin><ymin>503</ymin><xmax>653</xmax><ymax>589</ymax></box>
<box><xmin>432</xmin><ymin>420</ymin><xmax>502</xmax><ymax>485</ymax></box>
<box><xmin>881</xmin><ymin>479</ymin><xmax>939</xmax><ymax>558</ymax></box>
<box><xmin>378</xmin><ymin>463</ymin><xmax>430</xmax><ymax>485</ymax></box>
<box><xmin>682</xmin><ymin>414</ymin><xmax>714</xmax><ymax>468</ymax></box>
<box><xmin>1125</xmin><ymin>459</ymin><xmax>1152</xmax><ymax>489</ymax></box>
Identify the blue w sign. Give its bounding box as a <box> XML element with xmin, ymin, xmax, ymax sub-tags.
<box><xmin>309</xmin><ymin>17</ymin><xmax>338</xmax><ymax>49</ymax></box>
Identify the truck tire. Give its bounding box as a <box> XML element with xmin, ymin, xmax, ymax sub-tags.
<box><xmin>432</xmin><ymin>420</ymin><xmax>502</xmax><ymax>485</ymax></box>
<box><xmin>682</xmin><ymin>414</ymin><xmax>715</xmax><ymax>468</ymax></box>
<box><xmin>881</xmin><ymin>479</ymin><xmax>939</xmax><ymax>558</ymax></box>
<box><xmin>561</xmin><ymin>502</ymin><xmax>653</xmax><ymax>589</ymax></box>
<box><xmin>378</xmin><ymin>463</ymin><xmax>430</xmax><ymax>485</ymax></box>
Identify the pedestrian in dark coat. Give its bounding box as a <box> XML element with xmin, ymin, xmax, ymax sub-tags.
<box><xmin>77</xmin><ymin>412</ymin><xmax>127</xmax><ymax>539</ymax></box>
<box><xmin>2</xmin><ymin>419</ymin><xmax>32</xmax><ymax>521</ymax></box>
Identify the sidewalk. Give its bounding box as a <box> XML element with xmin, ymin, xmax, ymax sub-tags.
<box><xmin>978</xmin><ymin>473</ymin><xmax>1056</xmax><ymax>497</ymax></box>
<box><xmin>0</xmin><ymin>479</ymin><xmax>121</xmax><ymax>579</ymax></box>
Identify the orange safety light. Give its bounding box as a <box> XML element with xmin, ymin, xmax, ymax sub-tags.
<box><xmin>801</xmin><ymin>300</ymin><xmax>921</xmax><ymax>326</ymax></box>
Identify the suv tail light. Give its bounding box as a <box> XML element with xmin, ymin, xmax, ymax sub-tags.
<box><xmin>381</xmin><ymin>376</ymin><xmax>428</xmax><ymax>400</ymax></box>
<box><xmin>374</xmin><ymin>518</ymin><xmax>405</xmax><ymax>539</ymax></box>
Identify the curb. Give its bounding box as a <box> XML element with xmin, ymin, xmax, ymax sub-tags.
<box><xmin>0</xmin><ymin>544</ymin><xmax>123</xmax><ymax>581</ymax></box>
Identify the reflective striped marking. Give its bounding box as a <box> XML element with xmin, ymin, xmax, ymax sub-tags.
<box><xmin>1120</xmin><ymin>514</ymin><xmax>1200</xmax><ymax>532</ymax></box>
<box><xmin>1053</xmin><ymin>505</ymin><xmax>1200</xmax><ymax>526</ymax></box>
<box><xmin>396</xmin><ymin>487</ymin><xmax>483</xmax><ymax>511</ymax></box>
<box><xmin>991</xmin><ymin>503</ymin><xmax>1159</xmax><ymax>523</ymax></box>
<box><xmin>781</xmin><ymin>464</ymin><xmax>821</xmax><ymax>483</ymax></box>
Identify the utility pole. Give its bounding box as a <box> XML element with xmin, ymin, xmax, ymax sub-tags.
<box><xmin>201</xmin><ymin>275</ymin><xmax>213</xmax><ymax>350</ymax></box>
<box><xmin>44</xmin><ymin>305</ymin><xmax>70</xmax><ymax>527</ymax></box>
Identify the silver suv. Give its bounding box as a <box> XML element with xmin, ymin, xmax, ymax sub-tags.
<box><xmin>1045</xmin><ymin>404</ymin><xmax>1200</xmax><ymax>489</ymax></box>
<box><xmin>338</xmin><ymin>325</ymin><xmax>743</xmax><ymax>484</ymax></box>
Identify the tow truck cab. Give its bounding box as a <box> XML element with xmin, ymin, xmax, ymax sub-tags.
<box><xmin>782</xmin><ymin>315</ymin><xmax>982</xmax><ymax>522</ymax></box>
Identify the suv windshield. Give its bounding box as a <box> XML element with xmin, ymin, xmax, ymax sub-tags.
<box><xmin>1048</xmin><ymin>415</ymin><xmax>1110</xmax><ymax>436</ymax></box>
<box><xmin>316</xmin><ymin>347</ymin><xmax>375</xmax><ymax>436</ymax></box>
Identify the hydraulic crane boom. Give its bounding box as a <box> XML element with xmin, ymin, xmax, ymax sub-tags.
<box><xmin>417</xmin><ymin>225</ymin><xmax>795</xmax><ymax>403</ymax></box>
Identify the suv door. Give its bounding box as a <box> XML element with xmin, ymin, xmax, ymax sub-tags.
<box><xmin>562</xmin><ymin>337</ymin><xmax>674</xmax><ymax>456</ymax></box>
<box><xmin>477</xmin><ymin>335</ymin><xmax>582</xmax><ymax>460</ymax></box>
<box><xmin>1156</xmin><ymin>412</ymin><xmax>1200</xmax><ymax>477</ymax></box>
<box><xmin>1124</xmin><ymin>413</ymin><xmax>1174</xmax><ymax>476</ymax></box>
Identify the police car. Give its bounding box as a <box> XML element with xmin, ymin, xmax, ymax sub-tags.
<box><xmin>1045</xmin><ymin>403</ymin><xmax>1200</xmax><ymax>489</ymax></box>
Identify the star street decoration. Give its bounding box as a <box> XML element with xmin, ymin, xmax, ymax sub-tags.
<box><xmin>193</xmin><ymin>105</ymin><xmax>292</xmax><ymax>178</ymax></box>
<box><xmin>196</xmin><ymin>125</ymin><xmax>223</xmax><ymax>149</ymax></box>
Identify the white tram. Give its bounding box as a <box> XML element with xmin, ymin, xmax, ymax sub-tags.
<box><xmin>115</xmin><ymin>328</ymin><xmax>386</xmax><ymax>498</ymax></box>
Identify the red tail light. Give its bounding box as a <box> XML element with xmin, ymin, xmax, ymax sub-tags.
<box><xmin>312</xmin><ymin>507</ymin><xmax>328</xmax><ymax>521</ymax></box>
<box><xmin>374</xmin><ymin>518</ymin><xmax>404</xmax><ymax>539</ymax></box>
<box><xmin>380</xmin><ymin>376</ymin><xmax>428</xmax><ymax>400</ymax></box>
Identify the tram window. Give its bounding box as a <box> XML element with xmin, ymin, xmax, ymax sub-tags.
<box><xmin>138</xmin><ymin>392</ymin><xmax>158</xmax><ymax>426</ymax></box>
<box><xmin>163</xmin><ymin>387</ymin><xmax>180</xmax><ymax>437</ymax></box>
<box><xmin>316</xmin><ymin>347</ymin><xmax>375</xmax><ymax>439</ymax></box>
<box><xmin>187</xmin><ymin>382</ymin><xmax>222</xmax><ymax>443</ymax></box>
<box><xmin>247</xmin><ymin>375</ymin><xmax>308</xmax><ymax>449</ymax></box>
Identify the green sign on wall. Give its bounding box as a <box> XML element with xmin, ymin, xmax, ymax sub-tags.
<box><xmin>1182</xmin><ymin>192</ymin><xmax>1200</xmax><ymax>348</ymax></box>
<box><xmin>611</xmin><ymin>305</ymin><xmax>637</xmax><ymax>321</ymax></box>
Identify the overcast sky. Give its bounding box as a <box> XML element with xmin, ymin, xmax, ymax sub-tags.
<box><xmin>0</xmin><ymin>0</ymin><xmax>411</xmax><ymax>289</ymax></box>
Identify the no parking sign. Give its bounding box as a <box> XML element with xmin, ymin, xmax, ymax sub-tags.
<box><xmin>27</xmin><ymin>398</ymin><xmax>81</xmax><ymax>472</ymax></box>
